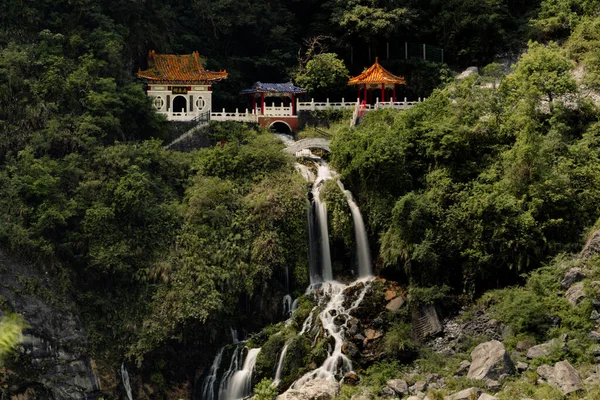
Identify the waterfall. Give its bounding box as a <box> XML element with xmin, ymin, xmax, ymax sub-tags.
<box><xmin>291</xmin><ymin>298</ymin><xmax>299</xmax><ymax>312</ymax></box>
<box><xmin>218</xmin><ymin>346</ymin><xmax>241</xmax><ymax>400</ymax></box>
<box><xmin>295</xmin><ymin>163</ymin><xmax>315</xmax><ymax>182</ymax></box>
<box><xmin>272</xmin><ymin>344</ymin><xmax>289</xmax><ymax>387</ymax></box>
<box><xmin>201</xmin><ymin>346</ymin><xmax>225</xmax><ymax>400</ymax></box>
<box><xmin>313</xmin><ymin>164</ymin><xmax>334</xmax><ymax>282</ymax></box>
<box><xmin>231</xmin><ymin>328</ymin><xmax>239</xmax><ymax>344</ymax></box>
<box><xmin>292</xmin><ymin>278</ymin><xmax>372</xmax><ymax>388</ymax></box>
<box><xmin>226</xmin><ymin>348</ymin><xmax>261</xmax><ymax>400</ymax></box>
<box><xmin>120</xmin><ymin>362</ymin><xmax>133</xmax><ymax>400</ymax></box>
<box><xmin>337</xmin><ymin>181</ymin><xmax>373</xmax><ymax>277</ymax></box>
<box><xmin>283</xmin><ymin>295</ymin><xmax>293</xmax><ymax>318</ymax></box>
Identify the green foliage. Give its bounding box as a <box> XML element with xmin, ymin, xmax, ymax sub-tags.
<box><xmin>253</xmin><ymin>378</ymin><xmax>279</xmax><ymax>400</ymax></box>
<box><xmin>361</xmin><ymin>360</ymin><xmax>405</xmax><ymax>387</ymax></box>
<box><xmin>0</xmin><ymin>313</ymin><xmax>25</xmax><ymax>365</ymax></box>
<box><xmin>383</xmin><ymin>321</ymin><xmax>416</xmax><ymax>357</ymax></box>
<box><xmin>295</xmin><ymin>53</ymin><xmax>350</xmax><ymax>99</ymax></box>
<box><xmin>255</xmin><ymin>334</ymin><xmax>286</xmax><ymax>381</ymax></box>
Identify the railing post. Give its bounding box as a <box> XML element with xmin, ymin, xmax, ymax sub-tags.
<box><xmin>419</xmin><ymin>97</ymin><xmax>421</xmax><ymax>102</ymax></box>
<box><xmin>404</xmin><ymin>97</ymin><xmax>407</xmax><ymax>105</ymax></box>
<box><xmin>326</xmin><ymin>98</ymin><xmax>330</xmax><ymax>107</ymax></box>
<box><xmin>341</xmin><ymin>97</ymin><xmax>345</xmax><ymax>107</ymax></box>
<box><xmin>311</xmin><ymin>98</ymin><xmax>315</xmax><ymax>111</ymax></box>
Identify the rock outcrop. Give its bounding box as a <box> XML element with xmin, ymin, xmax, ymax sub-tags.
<box><xmin>536</xmin><ymin>360</ymin><xmax>582</xmax><ymax>395</ymax></box>
<box><xmin>0</xmin><ymin>249</ymin><xmax>101</xmax><ymax>399</ymax></box>
<box><xmin>467</xmin><ymin>340</ymin><xmax>514</xmax><ymax>381</ymax></box>
<box><xmin>277</xmin><ymin>380</ymin><xmax>340</xmax><ymax>400</ymax></box>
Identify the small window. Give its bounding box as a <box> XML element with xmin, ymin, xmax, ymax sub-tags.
<box><xmin>195</xmin><ymin>97</ymin><xmax>206</xmax><ymax>111</ymax></box>
<box><xmin>153</xmin><ymin>96</ymin><xmax>164</xmax><ymax>110</ymax></box>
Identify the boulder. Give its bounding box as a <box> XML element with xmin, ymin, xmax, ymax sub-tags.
<box><xmin>516</xmin><ymin>361</ymin><xmax>529</xmax><ymax>372</ymax></box>
<box><xmin>410</xmin><ymin>381</ymin><xmax>428</xmax><ymax>393</ymax></box>
<box><xmin>379</xmin><ymin>386</ymin><xmax>397</xmax><ymax>398</ymax></box>
<box><xmin>536</xmin><ymin>364</ymin><xmax>554</xmax><ymax>380</ymax></box>
<box><xmin>581</xmin><ymin>230</ymin><xmax>600</xmax><ymax>260</ymax></box>
<box><xmin>445</xmin><ymin>387</ymin><xmax>481</xmax><ymax>400</ymax></box>
<box><xmin>386</xmin><ymin>296</ymin><xmax>405</xmax><ymax>312</ymax></box>
<box><xmin>478</xmin><ymin>394</ymin><xmax>499</xmax><ymax>400</ymax></box>
<box><xmin>385</xmin><ymin>290</ymin><xmax>398</xmax><ymax>301</ymax></box>
<box><xmin>456</xmin><ymin>67</ymin><xmax>479</xmax><ymax>80</ymax></box>
<box><xmin>456</xmin><ymin>360</ymin><xmax>471</xmax><ymax>376</ymax></box>
<box><xmin>343</xmin><ymin>372</ymin><xmax>360</xmax><ymax>386</ymax></box>
<box><xmin>386</xmin><ymin>379</ymin><xmax>408</xmax><ymax>396</ymax></box>
<box><xmin>526</xmin><ymin>338</ymin><xmax>564</xmax><ymax>359</ymax></box>
<box><xmin>547</xmin><ymin>360</ymin><xmax>582</xmax><ymax>395</ymax></box>
<box><xmin>277</xmin><ymin>380</ymin><xmax>340</xmax><ymax>400</ymax></box>
<box><xmin>560</xmin><ymin>267</ymin><xmax>586</xmax><ymax>289</ymax></box>
<box><xmin>467</xmin><ymin>340</ymin><xmax>514</xmax><ymax>380</ymax></box>
<box><xmin>342</xmin><ymin>342</ymin><xmax>359</xmax><ymax>358</ymax></box>
<box><xmin>485</xmin><ymin>379</ymin><xmax>501</xmax><ymax>391</ymax></box>
<box><xmin>566</xmin><ymin>282</ymin><xmax>586</xmax><ymax>305</ymax></box>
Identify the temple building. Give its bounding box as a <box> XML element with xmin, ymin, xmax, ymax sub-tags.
<box><xmin>137</xmin><ymin>50</ymin><xmax>228</xmax><ymax>121</ymax></box>
<box><xmin>348</xmin><ymin>57</ymin><xmax>406</xmax><ymax>104</ymax></box>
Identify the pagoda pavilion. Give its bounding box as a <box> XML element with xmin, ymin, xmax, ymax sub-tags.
<box><xmin>239</xmin><ymin>82</ymin><xmax>307</xmax><ymax>131</ymax></box>
<box><xmin>137</xmin><ymin>50</ymin><xmax>228</xmax><ymax>121</ymax></box>
<box><xmin>348</xmin><ymin>57</ymin><xmax>406</xmax><ymax>104</ymax></box>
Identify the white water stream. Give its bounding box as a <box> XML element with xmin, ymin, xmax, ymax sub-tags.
<box><xmin>201</xmin><ymin>346</ymin><xmax>225</xmax><ymax>400</ymax></box>
<box><xmin>121</xmin><ymin>362</ymin><xmax>133</xmax><ymax>400</ymax></box>
<box><xmin>337</xmin><ymin>180</ymin><xmax>373</xmax><ymax>278</ymax></box>
<box><xmin>227</xmin><ymin>348</ymin><xmax>261</xmax><ymax>399</ymax></box>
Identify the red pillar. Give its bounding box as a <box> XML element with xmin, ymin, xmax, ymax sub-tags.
<box><xmin>363</xmin><ymin>84</ymin><xmax>367</xmax><ymax>103</ymax></box>
<box><xmin>393</xmin><ymin>85</ymin><xmax>396</xmax><ymax>102</ymax></box>
<box><xmin>291</xmin><ymin>94</ymin><xmax>296</xmax><ymax>115</ymax></box>
<box><xmin>381</xmin><ymin>83</ymin><xmax>385</xmax><ymax>102</ymax></box>
<box><xmin>261</xmin><ymin>93</ymin><xmax>265</xmax><ymax>115</ymax></box>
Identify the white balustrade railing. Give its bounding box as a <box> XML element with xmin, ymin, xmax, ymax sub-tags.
<box><xmin>210</xmin><ymin>108</ymin><xmax>258</xmax><ymax>122</ymax></box>
<box><xmin>297</xmin><ymin>98</ymin><xmax>356</xmax><ymax>111</ymax></box>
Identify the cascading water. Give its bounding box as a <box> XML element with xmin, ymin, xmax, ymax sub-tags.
<box><xmin>201</xmin><ymin>140</ymin><xmax>375</xmax><ymax>399</ymax></box>
<box><xmin>312</xmin><ymin>164</ymin><xmax>334</xmax><ymax>282</ymax></box>
<box><xmin>337</xmin><ymin>181</ymin><xmax>373</xmax><ymax>278</ymax></box>
<box><xmin>120</xmin><ymin>362</ymin><xmax>133</xmax><ymax>400</ymax></box>
<box><xmin>272</xmin><ymin>343</ymin><xmax>289</xmax><ymax>387</ymax></box>
<box><xmin>283</xmin><ymin>295</ymin><xmax>293</xmax><ymax>318</ymax></box>
<box><xmin>201</xmin><ymin>347</ymin><xmax>225</xmax><ymax>400</ymax></box>
<box><xmin>218</xmin><ymin>346</ymin><xmax>241</xmax><ymax>400</ymax></box>
<box><xmin>227</xmin><ymin>348</ymin><xmax>261</xmax><ymax>400</ymax></box>
<box><xmin>292</xmin><ymin>278</ymin><xmax>372</xmax><ymax>388</ymax></box>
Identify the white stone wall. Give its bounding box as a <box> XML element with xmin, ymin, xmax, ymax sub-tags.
<box><xmin>147</xmin><ymin>85</ymin><xmax>212</xmax><ymax>121</ymax></box>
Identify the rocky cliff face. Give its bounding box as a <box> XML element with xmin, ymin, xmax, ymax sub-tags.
<box><xmin>0</xmin><ymin>249</ymin><xmax>101</xmax><ymax>399</ymax></box>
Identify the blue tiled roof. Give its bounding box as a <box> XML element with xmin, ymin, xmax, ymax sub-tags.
<box><xmin>240</xmin><ymin>82</ymin><xmax>307</xmax><ymax>95</ymax></box>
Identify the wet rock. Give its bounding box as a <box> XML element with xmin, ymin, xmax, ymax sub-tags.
<box><xmin>343</xmin><ymin>372</ymin><xmax>360</xmax><ymax>386</ymax></box>
<box><xmin>342</xmin><ymin>342</ymin><xmax>359</xmax><ymax>358</ymax></box>
<box><xmin>386</xmin><ymin>379</ymin><xmax>408</xmax><ymax>396</ymax></box>
<box><xmin>277</xmin><ymin>379</ymin><xmax>340</xmax><ymax>400</ymax></box>
<box><xmin>566</xmin><ymin>282</ymin><xmax>585</xmax><ymax>305</ymax></box>
<box><xmin>467</xmin><ymin>340</ymin><xmax>514</xmax><ymax>381</ymax></box>
<box><xmin>548</xmin><ymin>360</ymin><xmax>582</xmax><ymax>395</ymax></box>
<box><xmin>561</xmin><ymin>267</ymin><xmax>586</xmax><ymax>289</ymax></box>
<box><xmin>456</xmin><ymin>360</ymin><xmax>471</xmax><ymax>376</ymax></box>
<box><xmin>581</xmin><ymin>230</ymin><xmax>600</xmax><ymax>260</ymax></box>
<box><xmin>386</xmin><ymin>296</ymin><xmax>405</xmax><ymax>312</ymax></box>
<box><xmin>410</xmin><ymin>381</ymin><xmax>428</xmax><ymax>393</ymax></box>
<box><xmin>385</xmin><ymin>290</ymin><xmax>398</xmax><ymax>301</ymax></box>
<box><xmin>516</xmin><ymin>361</ymin><xmax>529</xmax><ymax>372</ymax></box>
<box><xmin>364</xmin><ymin>329</ymin><xmax>382</xmax><ymax>341</ymax></box>
<box><xmin>592</xmin><ymin>310</ymin><xmax>600</xmax><ymax>320</ymax></box>
<box><xmin>526</xmin><ymin>338</ymin><xmax>564</xmax><ymax>359</ymax></box>
<box><xmin>445</xmin><ymin>387</ymin><xmax>481</xmax><ymax>400</ymax></box>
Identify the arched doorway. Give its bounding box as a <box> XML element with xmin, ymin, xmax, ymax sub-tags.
<box><xmin>269</xmin><ymin>121</ymin><xmax>292</xmax><ymax>134</ymax></box>
<box><xmin>173</xmin><ymin>96</ymin><xmax>187</xmax><ymax>113</ymax></box>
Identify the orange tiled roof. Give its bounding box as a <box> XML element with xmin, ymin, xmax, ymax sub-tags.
<box><xmin>137</xmin><ymin>50</ymin><xmax>228</xmax><ymax>83</ymax></box>
<box><xmin>348</xmin><ymin>57</ymin><xmax>406</xmax><ymax>85</ymax></box>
